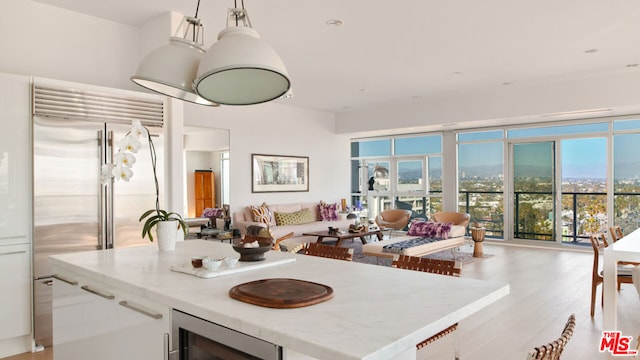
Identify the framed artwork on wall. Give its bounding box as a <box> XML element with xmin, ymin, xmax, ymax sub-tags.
<box><xmin>251</xmin><ymin>154</ymin><xmax>309</xmax><ymax>193</ymax></box>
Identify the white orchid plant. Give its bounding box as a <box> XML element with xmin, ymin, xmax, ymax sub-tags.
<box><xmin>101</xmin><ymin>120</ymin><xmax>187</xmax><ymax>242</ymax></box>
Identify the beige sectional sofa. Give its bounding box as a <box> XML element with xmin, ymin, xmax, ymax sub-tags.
<box><xmin>232</xmin><ymin>202</ymin><xmax>354</xmax><ymax>250</ymax></box>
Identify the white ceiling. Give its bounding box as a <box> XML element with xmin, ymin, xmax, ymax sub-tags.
<box><xmin>32</xmin><ymin>0</ymin><xmax>640</xmax><ymax>114</ymax></box>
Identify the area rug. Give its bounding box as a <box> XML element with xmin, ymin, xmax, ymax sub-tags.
<box><xmin>319</xmin><ymin>239</ymin><xmax>492</xmax><ymax>267</ymax></box>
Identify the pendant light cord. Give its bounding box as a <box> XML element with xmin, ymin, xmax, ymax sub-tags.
<box><xmin>191</xmin><ymin>0</ymin><xmax>201</xmax><ymax>43</ymax></box>
<box><xmin>234</xmin><ymin>0</ymin><xmax>238</xmax><ymax>26</ymax></box>
<box><xmin>232</xmin><ymin>0</ymin><xmax>246</xmax><ymax>26</ymax></box>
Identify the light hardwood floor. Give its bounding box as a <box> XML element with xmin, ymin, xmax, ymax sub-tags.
<box><xmin>3</xmin><ymin>242</ymin><xmax>638</xmax><ymax>360</ymax></box>
<box><xmin>2</xmin><ymin>347</ymin><xmax>51</xmax><ymax>360</ymax></box>
<box><xmin>432</xmin><ymin>242</ymin><xmax>640</xmax><ymax>359</ymax></box>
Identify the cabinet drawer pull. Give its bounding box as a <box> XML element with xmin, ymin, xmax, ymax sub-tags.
<box><xmin>0</xmin><ymin>250</ymin><xmax>26</xmax><ymax>256</ymax></box>
<box><xmin>52</xmin><ymin>274</ymin><xmax>78</xmax><ymax>286</ymax></box>
<box><xmin>119</xmin><ymin>301</ymin><xmax>163</xmax><ymax>319</ymax></box>
<box><xmin>80</xmin><ymin>285</ymin><xmax>115</xmax><ymax>300</ymax></box>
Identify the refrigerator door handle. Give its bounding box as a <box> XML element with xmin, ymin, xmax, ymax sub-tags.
<box><xmin>107</xmin><ymin>130</ymin><xmax>115</xmax><ymax>249</ymax></box>
<box><xmin>99</xmin><ymin>128</ymin><xmax>107</xmax><ymax>250</ymax></box>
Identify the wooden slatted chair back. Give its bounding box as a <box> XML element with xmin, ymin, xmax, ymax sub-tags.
<box><xmin>609</xmin><ymin>225</ymin><xmax>624</xmax><ymax>243</ymax></box>
<box><xmin>526</xmin><ymin>314</ymin><xmax>576</xmax><ymax>360</ymax></box>
<box><xmin>391</xmin><ymin>255</ymin><xmax>461</xmax><ymax>277</ymax></box>
<box><xmin>303</xmin><ymin>243</ymin><xmax>353</xmax><ymax>261</ymax></box>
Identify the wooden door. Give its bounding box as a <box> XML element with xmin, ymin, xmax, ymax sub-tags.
<box><xmin>195</xmin><ymin>170</ymin><xmax>215</xmax><ymax>216</ymax></box>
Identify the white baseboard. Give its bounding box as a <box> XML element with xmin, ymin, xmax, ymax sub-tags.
<box><xmin>0</xmin><ymin>335</ymin><xmax>33</xmax><ymax>358</ymax></box>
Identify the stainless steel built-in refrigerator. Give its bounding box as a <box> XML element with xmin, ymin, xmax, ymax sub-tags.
<box><xmin>32</xmin><ymin>116</ymin><xmax>164</xmax><ymax>347</ymax></box>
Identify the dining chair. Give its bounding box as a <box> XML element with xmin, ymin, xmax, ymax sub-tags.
<box><xmin>609</xmin><ymin>225</ymin><xmax>624</xmax><ymax>243</ymax></box>
<box><xmin>589</xmin><ymin>233</ymin><xmax>634</xmax><ymax>317</ymax></box>
<box><xmin>303</xmin><ymin>242</ymin><xmax>353</xmax><ymax>261</ymax></box>
<box><xmin>525</xmin><ymin>314</ymin><xmax>576</xmax><ymax>360</ymax></box>
<box><xmin>391</xmin><ymin>255</ymin><xmax>462</xmax><ymax>359</ymax></box>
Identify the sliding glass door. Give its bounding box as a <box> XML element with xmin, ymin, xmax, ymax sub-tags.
<box><xmin>511</xmin><ymin>141</ymin><xmax>556</xmax><ymax>241</ymax></box>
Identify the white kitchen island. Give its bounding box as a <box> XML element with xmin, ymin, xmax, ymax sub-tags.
<box><xmin>50</xmin><ymin>240</ymin><xmax>509</xmax><ymax>360</ymax></box>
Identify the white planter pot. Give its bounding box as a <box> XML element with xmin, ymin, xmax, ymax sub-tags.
<box><xmin>156</xmin><ymin>220</ymin><xmax>179</xmax><ymax>252</ymax></box>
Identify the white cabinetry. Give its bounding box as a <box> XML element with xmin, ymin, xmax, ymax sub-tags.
<box><xmin>0</xmin><ymin>73</ymin><xmax>32</xmax><ymax>358</ymax></box>
<box><xmin>0</xmin><ymin>244</ymin><xmax>31</xmax><ymax>340</ymax></box>
<box><xmin>0</xmin><ymin>73</ymin><xmax>30</xmax><ymax>244</ymax></box>
<box><xmin>53</xmin><ymin>272</ymin><xmax>170</xmax><ymax>360</ymax></box>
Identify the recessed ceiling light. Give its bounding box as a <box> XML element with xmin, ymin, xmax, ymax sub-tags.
<box><xmin>326</xmin><ymin>19</ymin><xmax>343</xmax><ymax>26</ymax></box>
<box><xmin>452</xmin><ymin>72</ymin><xmax>464</xmax><ymax>76</ymax></box>
<box><xmin>626</xmin><ymin>63</ymin><xmax>639</xmax><ymax>68</ymax></box>
<box><xmin>360</xmin><ymin>88</ymin><xmax>368</xmax><ymax>93</ymax></box>
<box><xmin>584</xmin><ymin>48</ymin><xmax>598</xmax><ymax>53</ymax></box>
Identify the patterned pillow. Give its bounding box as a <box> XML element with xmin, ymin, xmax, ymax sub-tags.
<box><xmin>318</xmin><ymin>201</ymin><xmax>339</xmax><ymax>221</ymax></box>
<box><xmin>407</xmin><ymin>221</ymin><xmax>453</xmax><ymax>239</ymax></box>
<box><xmin>274</xmin><ymin>208</ymin><xmax>315</xmax><ymax>226</ymax></box>
<box><xmin>250</xmin><ymin>203</ymin><xmax>275</xmax><ymax>226</ymax></box>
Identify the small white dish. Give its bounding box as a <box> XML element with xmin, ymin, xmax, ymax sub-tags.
<box><xmin>202</xmin><ymin>257</ymin><xmax>222</xmax><ymax>270</ymax></box>
<box><xmin>223</xmin><ymin>256</ymin><xmax>239</xmax><ymax>267</ymax></box>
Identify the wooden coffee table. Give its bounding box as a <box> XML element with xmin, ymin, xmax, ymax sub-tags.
<box><xmin>302</xmin><ymin>229</ymin><xmax>383</xmax><ymax>247</ymax></box>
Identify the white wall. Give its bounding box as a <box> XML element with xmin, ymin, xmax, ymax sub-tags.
<box><xmin>183</xmin><ymin>102</ymin><xmax>350</xmax><ymax>215</ymax></box>
<box><xmin>0</xmin><ymin>1</ymin><xmax>141</xmax><ymax>92</ymax></box>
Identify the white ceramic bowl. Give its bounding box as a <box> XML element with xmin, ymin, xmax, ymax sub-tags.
<box><xmin>223</xmin><ymin>256</ymin><xmax>239</xmax><ymax>267</ymax></box>
<box><xmin>202</xmin><ymin>257</ymin><xmax>222</xmax><ymax>270</ymax></box>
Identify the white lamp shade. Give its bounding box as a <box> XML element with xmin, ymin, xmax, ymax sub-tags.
<box><xmin>131</xmin><ymin>37</ymin><xmax>218</xmax><ymax>106</ymax></box>
<box><xmin>194</xmin><ymin>27</ymin><xmax>291</xmax><ymax>105</ymax></box>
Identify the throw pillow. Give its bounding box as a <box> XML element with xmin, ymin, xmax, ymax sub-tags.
<box><xmin>317</xmin><ymin>201</ymin><xmax>339</xmax><ymax>221</ymax></box>
<box><xmin>407</xmin><ymin>221</ymin><xmax>453</xmax><ymax>239</ymax></box>
<box><xmin>250</xmin><ymin>203</ymin><xmax>276</xmax><ymax>226</ymax></box>
<box><xmin>274</xmin><ymin>208</ymin><xmax>315</xmax><ymax>226</ymax></box>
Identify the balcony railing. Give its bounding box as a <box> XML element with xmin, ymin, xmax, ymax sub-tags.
<box><xmin>459</xmin><ymin>190</ymin><xmax>625</xmax><ymax>245</ymax></box>
<box><xmin>354</xmin><ymin>190</ymin><xmax>640</xmax><ymax>245</ymax></box>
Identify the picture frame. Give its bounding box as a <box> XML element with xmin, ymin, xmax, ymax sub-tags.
<box><xmin>251</xmin><ymin>154</ymin><xmax>309</xmax><ymax>193</ymax></box>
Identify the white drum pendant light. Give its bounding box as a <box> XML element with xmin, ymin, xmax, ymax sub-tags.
<box><xmin>194</xmin><ymin>5</ymin><xmax>291</xmax><ymax>105</ymax></box>
<box><xmin>131</xmin><ymin>2</ymin><xmax>218</xmax><ymax>106</ymax></box>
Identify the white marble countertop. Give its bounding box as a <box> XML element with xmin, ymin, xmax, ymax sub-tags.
<box><xmin>50</xmin><ymin>240</ymin><xmax>509</xmax><ymax>360</ymax></box>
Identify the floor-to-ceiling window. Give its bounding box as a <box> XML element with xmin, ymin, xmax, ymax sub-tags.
<box><xmin>350</xmin><ymin>134</ymin><xmax>443</xmax><ymax>222</ymax></box>
<box><xmin>613</xmin><ymin>119</ymin><xmax>640</xmax><ymax>235</ymax></box>
<box><xmin>457</xmin><ymin>130</ymin><xmax>505</xmax><ymax>238</ymax></box>
<box><xmin>560</xmin><ymin>137</ymin><xmax>607</xmax><ymax>243</ymax></box>
<box><xmin>351</xmin><ymin>117</ymin><xmax>640</xmax><ymax>247</ymax></box>
<box><xmin>457</xmin><ymin>120</ymin><xmax>640</xmax><ymax>247</ymax></box>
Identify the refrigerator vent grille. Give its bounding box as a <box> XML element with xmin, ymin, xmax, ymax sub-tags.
<box><xmin>32</xmin><ymin>84</ymin><xmax>164</xmax><ymax>127</ymax></box>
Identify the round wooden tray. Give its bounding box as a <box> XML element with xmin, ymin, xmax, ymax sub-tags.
<box><xmin>229</xmin><ymin>278</ymin><xmax>334</xmax><ymax>308</ymax></box>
